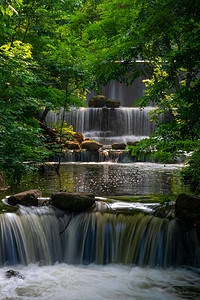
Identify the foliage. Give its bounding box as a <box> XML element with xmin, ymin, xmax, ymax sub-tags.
<box><xmin>0</xmin><ymin>0</ymin><xmax>199</xmax><ymax>189</ymax></box>
<box><xmin>0</xmin><ymin>40</ymin><xmax>50</xmax><ymax>182</ymax></box>
<box><xmin>0</xmin><ymin>0</ymin><xmax>92</xmax><ymax>181</ymax></box>
<box><xmin>53</xmin><ymin>120</ymin><xmax>75</xmax><ymax>140</ymax></box>
<box><xmin>71</xmin><ymin>0</ymin><xmax>200</xmax><ymax>191</ymax></box>
<box><xmin>180</xmin><ymin>147</ymin><xmax>200</xmax><ymax>194</ymax></box>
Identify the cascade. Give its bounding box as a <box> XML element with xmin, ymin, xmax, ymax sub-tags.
<box><xmin>45</xmin><ymin>106</ymin><xmax>160</xmax><ymax>146</ymax></box>
<box><xmin>0</xmin><ymin>205</ymin><xmax>200</xmax><ymax>268</ymax></box>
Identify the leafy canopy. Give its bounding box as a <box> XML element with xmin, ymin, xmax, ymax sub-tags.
<box><xmin>70</xmin><ymin>0</ymin><xmax>200</xmax><ymax>191</ymax></box>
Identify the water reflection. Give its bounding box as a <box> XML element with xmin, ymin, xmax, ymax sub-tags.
<box><xmin>7</xmin><ymin>162</ymin><xmax>185</xmax><ymax>197</ymax></box>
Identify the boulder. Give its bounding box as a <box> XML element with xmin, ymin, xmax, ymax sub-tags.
<box><xmin>105</xmin><ymin>99</ymin><xmax>121</xmax><ymax>108</ymax></box>
<box><xmin>8</xmin><ymin>189</ymin><xmax>42</xmax><ymax>206</ymax></box>
<box><xmin>175</xmin><ymin>193</ymin><xmax>200</xmax><ymax>221</ymax></box>
<box><xmin>81</xmin><ymin>140</ymin><xmax>103</xmax><ymax>151</ymax></box>
<box><xmin>66</xmin><ymin>141</ymin><xmax>81</xmax><ymax>150</ymax></box>
<box><xmin>127</xmin><ymin>141</ymin><xmax>139</xmax><ymax>146</ymax></box>
<box><xmin>51</xmin><ymin>192</ymin><xmax>95</xmax><ymax>212</ymax></box>
<box><xmin>88</xmin><ymin>95</ymin><xmax>107</xmax><ymax>108</ymax></box>
<box><xmin>73</xmin><ymin>132</ymin><xmax>84</xmax><ymax>143</ymax></box>
<box><xmin>112</xmin><ymin>143</ymin><xmax>127</xmax><ymax>150</ymax></box>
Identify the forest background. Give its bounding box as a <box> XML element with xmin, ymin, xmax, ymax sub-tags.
<box><xmin>0</xmin><ymin>0</ymin><xmax>199</xmax><ymax>192</ymax></box>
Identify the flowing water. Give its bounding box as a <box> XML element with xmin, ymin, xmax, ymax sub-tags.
<box><xmin>1</xmin><ymin>162</ymin><xmax>199</xmax><ymax>299</ymax></box>
<box><xmin>45</xmin><ymin>107</ymin><xmax>163</xmax><ymax>145</ymax></box>
<box><xmin>1</xmin><ymin>103</ymin><xmax>199</xmax><ymax>299</ymax></box>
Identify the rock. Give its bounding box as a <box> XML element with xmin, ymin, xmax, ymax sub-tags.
<box><xmin>51</xmin><ymin>192</ymin><xmax>95</xmax><ymax>212</ymax></box>
<box><xmin>73</xmin><ymin>133</ymin><xmax>84</xmax><ymax>143</ymax></box>
<box><xmin>81</xmin><ymin>140</ymin><xmax>103</xmax><ymax>151</ymax></box>
<box><xmin>127</xmin><ymin>141</ymin><xmax>139</xmax><ymax>146</ymax></box>
<box><xmin>84</xmin><ymin>137</ymin><xmax>91</xmax><ymax>141</ymax></box>
<box><xmin>8</xmin><ymin>189</ymin><xmax>42</xmax><ymax>206</ymax></box>
<box><xmin>6</xmin><ymin>270</ymin><xmax>24</xmax><ymax>280</ymax></box>
<box><xmin>112</xmin><ymin>143</ymin><xmax>127</xmax><ymax>150</ymax></box>
<box><xmin>105</xmin><ymin>99</ymin><xmax>121</xmax><ymax>108</ymax></box>
<box><xmin>88</xmin><ymin>95</ymin><xmax>107</xmax><ymax>108</ymax></box>
<box><xmin>175</xmin><ymin>193</ymin><xmax>200</xmax><ymax>221</ymax></box>
<box><xmin>66</xmin><ymin>141</ymin><xmax>80</xmax><ymax>150</ymax></box>
<box><xmin>153</xmin><ymin>206</ymin><xmax>175</xmax><ymax>219</ymax></box>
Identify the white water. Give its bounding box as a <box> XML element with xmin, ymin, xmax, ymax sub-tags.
<box><xmin>0</xmin><ymin>264</ymin><xmax>200</xmax><ymax>300</ymax></box>
<box><xmin>45</xmin><ymin>107</ymin><xmax>161</xmax><ymax>145</ymax></box>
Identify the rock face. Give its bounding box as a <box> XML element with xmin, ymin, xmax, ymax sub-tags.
<box><xmin>8</xmin><ymin>189</ymin><xmax>42</xmax><ymax>206</ymax></box>
<box><xmin>175</xmin><ymin>193</ymin><xmax>200</xmax><ymax>222</ymax></box>
<box><xmin>51</xmin><ymin>192</ymin><xmax>95</xmax><ymax>212</ymax></box>
<box><xmin>112</xmin><ymin>143</ymin><xmax>127</xmax><ymax>150</ymax></box>
<box><xmin>106</xmin><ymin>99</ymin><xmax>121</xmax><ymax>108</ymax></box>
<box><xmin>88</xmin><ymin>95</ymin><xmax>107</xmax><ymax>107</ymax></box>
<box><xmin>81</xmin><ymin>140</ymin><xmax>103</xmax><ymax>151</ymax></box>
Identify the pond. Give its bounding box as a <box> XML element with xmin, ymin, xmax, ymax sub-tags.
<box><xmin>1</xmin><ymin>162</ymin><xmax>187</xmax><ymax>199</ymax></box>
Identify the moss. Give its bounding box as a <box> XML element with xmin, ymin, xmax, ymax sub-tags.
<box><xmin>108</xmin><ymin>194</ymin><xmax>176</xmax><ymax>204</ymax></box>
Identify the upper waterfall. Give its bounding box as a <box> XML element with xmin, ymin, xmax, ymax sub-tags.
<box><xmin>45</xmin><ymin>107</ymin><xmax>159</xmax><ymax>145</ymax></box>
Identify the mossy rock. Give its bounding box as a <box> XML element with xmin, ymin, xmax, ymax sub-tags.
<box><xmin>8</xmin><ymin>189</ymin><xmax>42</xmax><ymax>206</ymax></box>
<box><xmin>175</xmin><ymin>193</ymin><xmax>200</xmax><ymax>221</ymax></box>
<box><xmin>88</xmin><ymin>95</ymin><xmax>107</xmax><ymax>107</ymax></box>
<box><xmin>73</xmin><ymin>132</ymin><xmax>84</xmax><ymax>143</ymax></box>
<box><xmin>51</xmin><ymin>192</ymin><xmax>95</xmax><ymax>212</ymax></box>
<box><xmin>106</xmin><ymin>99</ymin><xmax>121</xmax><ymax>108</ymax></box>
<box><xmin>127</xmin><ymin>141</ymin><xmax>140</xmax><ymax>146</ymax></box>
<box><xmin>112</xmin><ymin>143</ymin><xmax>126</xmax><ymax>150</ymax></box>
<box><xmin>81</xmin><ymin>140</ymin><xmax>103</xmax><ymax>151</ymax></box>
<box><xmin>66</xmin><ymin>141</ymin><xmax>81</xmax><ymax>150</ymax></box>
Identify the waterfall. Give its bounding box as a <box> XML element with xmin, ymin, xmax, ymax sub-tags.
<box><xmin>88</xmin><ymin>73</ymin><xmax>147</xmax><ymax>107</ymax></box>
<box><xmin>45</xmin><ymin>107</ymin><xmax>160</xmax><ymax>145</ymax></box>
<box><xmin>50</xmin><ymin>150</ymin><xmax>150</xmax><ymax>163</ymax></box>
<box><xmin>1</xmin><ymin>206</ymin><xmax>199</xmax><ymax>267</ymax></box>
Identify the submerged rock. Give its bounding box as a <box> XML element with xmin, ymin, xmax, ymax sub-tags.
<box><xmin>6</xmin><ymin>270</ymin><xmax>24</xmax><ymax>279</ymax></box>
<box><xmin>51</xmin><ymin>192</ymin><xmax>95</xmax><ymax>212</ymax></box>
<box><xmin>81</xmin><ymin>140</ymin><xmax>103</xmax><ymax>151</ymax></box>
<box><xmin>88</xmin><ymin>95</ymin><xmax>107</xmax><ymax>107</ymax></box>
<box><xmin>8</xmin><ymin>189</ymin><xmax>42</xmax><ymax>206</ymax></box>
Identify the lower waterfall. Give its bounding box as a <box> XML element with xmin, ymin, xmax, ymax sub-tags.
<box><xmin>1</xmin><ymin>205</ymin><xmax>199</xmax><ymax>268</ymax></box>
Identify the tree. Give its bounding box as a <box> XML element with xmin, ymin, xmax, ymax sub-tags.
<box><xmin>0</xmin><ymin>0</ymin><xmax>91</xmax><ymax>181</ymax></box>
<box><xmin>0</xmin><ymin>41</ymin><xmax>49</xmax><ymax>181</ymax></box>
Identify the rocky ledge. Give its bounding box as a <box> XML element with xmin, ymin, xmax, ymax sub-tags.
<box><xmin>7</xmin><ymin>189</ymin><xmax>42</xmax><ymax>206</ymax></box>
<box><xmin>51</xmin><ymin>192</ymin><xmax>95</xmax><ymax>212</ymax></box>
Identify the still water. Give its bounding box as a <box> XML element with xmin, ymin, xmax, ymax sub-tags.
<box><xmin>3</xmin><ymin>162</ymin><xmax>186</xmax><ymax>198</ymax></box>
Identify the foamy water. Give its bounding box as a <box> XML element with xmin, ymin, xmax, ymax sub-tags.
<box><xmin>0</xmin><ymin>264</ymin><xmax>200</xmax><ymax>300</ymax></box>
